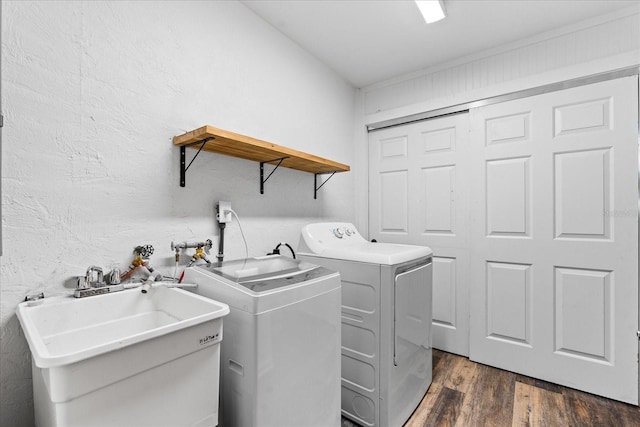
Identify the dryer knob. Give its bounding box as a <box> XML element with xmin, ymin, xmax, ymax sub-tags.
<box><xmin>344</xmin><ymin>228</ymin><xmax>353</xmax><ymax>236</ymax></box>
<box><xmin>333</xmin><ymin>228</ymin><xmax>344</xmax><ymax>238</ymax></box>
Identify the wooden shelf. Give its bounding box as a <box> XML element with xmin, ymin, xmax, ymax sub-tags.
<box><xmin>173</xmin><ymin>125</ymin><xmax>350</xmax><ymax>196</ymax></box>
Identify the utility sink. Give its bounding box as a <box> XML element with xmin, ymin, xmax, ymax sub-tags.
<box><xmin>17</xmin><ymin>286</ymin><xmax>230</xmax><ymax>427</ymax></box>
<box><xmin>17</xmin><ymin>286</ymin><xmax>229</xmax><ymax>368</ymax></box>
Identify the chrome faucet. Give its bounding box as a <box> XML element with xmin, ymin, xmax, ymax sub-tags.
<box><xmin>75</xmin><ymin>265</ymin><xmax>124</xmax><ymax>298</ymax></box>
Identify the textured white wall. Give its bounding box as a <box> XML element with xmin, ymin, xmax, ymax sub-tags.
<box><xmin>0</xmin><ymin>1</ymin><xmax>356</xmax><ymax>424</ymax></box>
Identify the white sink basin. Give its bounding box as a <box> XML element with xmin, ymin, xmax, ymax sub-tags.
<box><xmin>18</xmin><ymin>286</ymin><xmax>229</xmax><ymax>368</ymax></box>
<box><xmin>17</xmin><ymin>286</ymin><xmax>230</xmax><ymax>427</ymax></box>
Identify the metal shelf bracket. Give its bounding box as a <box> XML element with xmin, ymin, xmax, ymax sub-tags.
<box><xmin>260</xmin><ymin>157</ymin><xmax>289</xmax><ymax>194</ymax></box>
<box><xmin>180</xmin><ymin>137</ymin><xmax>214</xmax><ymax>187</ymax></box>
<box><xmin>314</xmin><ymin>171</ymin><xmax>336</xmax><ymax>199</ymax></box>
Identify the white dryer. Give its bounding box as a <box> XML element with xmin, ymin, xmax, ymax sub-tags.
<box><xmin>298</xmin><ymin>223</ymin><xmax>432</xmax><ymax>427</ymax></box>
<box><xmin>182</xmin><ymin>255</ymin><xmax>341</xmax><ymax>427</ymax></box>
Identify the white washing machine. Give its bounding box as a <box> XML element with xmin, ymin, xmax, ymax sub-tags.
<box><xmin>182</xmin><ymin>255</ymin><xmax>341</xmax><ymax>427</ymax></box>
<box><xmin>298</xmin><ymin>223</ymin><xmax>433</xmax><ymax>427</ymax></box>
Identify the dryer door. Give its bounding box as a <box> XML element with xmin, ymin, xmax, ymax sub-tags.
<box><xmin>394</xmin><ymin>261</ymin><xmax>432</xmax><ymax>366</ymax></box>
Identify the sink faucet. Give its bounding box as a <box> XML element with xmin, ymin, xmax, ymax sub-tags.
<box><xmin>75</xmin><ymin>266</ymin><xmax>124</xmax><ymax>298</ymax></box>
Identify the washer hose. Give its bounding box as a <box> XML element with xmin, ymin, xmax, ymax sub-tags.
<box><xmin>268</xmin><ymin>242</ymin><xmax>296</xmax><ymax>259</ymax></box>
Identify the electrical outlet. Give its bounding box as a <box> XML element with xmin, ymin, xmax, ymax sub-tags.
<box><xmin>216</xmin><ymin>201</ymin><xmax>232</xmax><ymax>223</ymax></box>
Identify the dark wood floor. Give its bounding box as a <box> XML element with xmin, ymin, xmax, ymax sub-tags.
<box><xmin>343</xmin><ymin>349</ymin><xmax>640</xmax><ymax>427</ymax></box>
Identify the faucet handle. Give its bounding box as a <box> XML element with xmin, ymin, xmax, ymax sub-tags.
<box><xmin>77</xmin><ymin>276</ymin><xmax>91</xmax><ymax>290</ymax></box>
<box><xmin>107</xmin><ymin>266</ymin><xmax>121</xmax><ymax>285</ymax></box>
<box><xmin>85</xmin><ymin>266</ymin><xmax>105</xmax><ymax>288</ymax></box>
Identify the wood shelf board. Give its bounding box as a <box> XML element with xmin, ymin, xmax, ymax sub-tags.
<box><xmin>174</xmin><ymin>125</ymin><xmax>350</xmax><ymax>174</ymax></box>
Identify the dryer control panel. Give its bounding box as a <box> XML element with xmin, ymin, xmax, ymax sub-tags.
<box><xmin>332</xmin><ymin>225</ymin><xmax>357</xmax><ymax>239</ymax></box>
<box><xmin>302</xmin><ymin>222</ymin><xmax>365</xmax><ymax>245</ymax></box>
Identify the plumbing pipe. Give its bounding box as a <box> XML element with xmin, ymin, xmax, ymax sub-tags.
<box><xmin>155</xmin><ymin>282</ymin><xmax>197</xmax><ymax>289</ymax></box>
<box><xmin>144</xmin><ymin>281</ymin><xmax>197</xmax><ymax>291</ymax></box>
<box><xmin>217</xmin><ymin>222</ymin><xmax>226</xmax><ymax>263</ymax></box>
<box><xmin>123</xmin><ymin>280</ymin><xmax>197</xmax><ymax>292</ymax></box>
<box><xmin>140</xmin><ymin>281</ymin><xmax>152</xmax><ymax>294</ymax></box>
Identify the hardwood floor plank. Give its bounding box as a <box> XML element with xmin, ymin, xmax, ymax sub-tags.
<box><xmin>562</xmin><ymin>392</ymin><xmax>606</xmax><ymax>427</ymax></box>
<box><xmin>515</xmin><ymin>375</ymin><xmax>563</xmax><ymax>395</ymax></box>
<box><xmin>424</xmin><ymin>387</ymin><xmax>465</xmax><ymax>427</ymax></box>
<box><xmin>562</xmin><ymin>386</ymin><xmax>640</xmax><ymax>427</ymax></box>
<box><xmin>442</xmin><ymin>356</ymin><xmax>478</xmax><ymax>395</ymax></box>
<box><xmin>512</xmin><ymin>381</ymin><xmax>534</xmax><ymax>427</ymax></box>
<box><xmin>432</xmin><ymin>349</ymin><xmax>445</xmax><ymax>371</ymax></box>
<box><xmin>405</xmin><ymin>383</ymin><xmax>444</xmax><ymax>427</ymax></box>
<box><xmin>432</xmin><ymin>350</ymin><xmax>459</xmax><ymax>385</ymax></box>
<box><xmin>511</xmin><ymin>381</ymin><xmax>569</xmax><ymax>427</ymax></box>
<box><xmin>453</xmin><ymin>363</ymin><xmax>515</xmax><ymax>427</ymax></box>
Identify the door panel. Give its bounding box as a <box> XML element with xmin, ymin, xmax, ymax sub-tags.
<box><xmin>422</xmin><ymin>166</ymin><xmax>455</xmax><ymax>234</ymax></box>
<box><xmin>486</xmin><ymin>157</ymin><xmax>531</xmax><ymax>236</ymax></box>
<box><xmin>554</xmin><ymin>149</ymin><xmax>611</xmax><ymax>239</ymax></box>
<box><xmin>554</xmin><ymin>267</ymin><xmax>612</xmax><ymax>361</ymax></box>
<box><xmin>486</xmin><ymin>261</ymin><xmax>532</xmax><ymax>345</ymax></box>
<box><xmin>369</xmin><ymin>114</ymin><xmax>470</xmax><ymax>356</ymax></box>
<box><xmin>380</xmin><ymin>170</ymin><xmax>408</xmax><ymax>233</ymax></box>
<box><xmin>469</xmin><ymin>76</ymin><xmax>638</xmax><ymax>404</ymax></box>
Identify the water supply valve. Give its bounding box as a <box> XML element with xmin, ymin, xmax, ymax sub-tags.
<box><xmin>133</xmin><ymin>244</ymin><xmax>154</xmax><ymax>262</ymax></box>
<box><xmin>171</xmin><ymin>239</ymin><xmax>213</xmax><ymax>267</ymax></box>
<box><xmin>171</xmin><ymin>239</ymin><xmax>213</xmax><ymax>253</ymax></box>
<box><xmin>121</xmin><ymin>244</ymin><xmax>156</xmax><ymax>282</ymax></box>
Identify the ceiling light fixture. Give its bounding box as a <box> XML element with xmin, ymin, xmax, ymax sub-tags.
<box><xmin>415</xmin><ymin>0</ymin><xmax>447</xmax><ymax>24</ymax></box>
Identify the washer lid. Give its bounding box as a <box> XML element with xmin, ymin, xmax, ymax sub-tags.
<box><xmin>183</xmin><ymin>255</ymin><xmax>341</xmax><ymax>314</ymax></box>
<box><xmin>206</xmin><ymin>256</ymin><xmax>320</xmax><ymax>292</ymax></box>
<box><xmin>298</xmin><ymin>222</ymin><xmax>432</xmax><ymax>265</ymax></box>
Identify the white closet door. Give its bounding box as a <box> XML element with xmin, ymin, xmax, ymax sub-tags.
<box><xmin>468</xmin><ymin>76</ymin><xmax>638</xmax><ymax>404</ymax></box>
<box><xmin>369</xmin><ymin>114</ymin><xmax>470</xmax><ymax>356</ymax></box>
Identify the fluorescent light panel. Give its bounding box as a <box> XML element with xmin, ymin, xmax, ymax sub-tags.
<box><xmin>415</xmin><ymin>0</ymin><xmax>447</xmax><ymax>24</ymax></box>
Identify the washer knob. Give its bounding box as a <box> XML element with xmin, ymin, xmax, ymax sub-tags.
<box><xmin>333</xmin><ymin>228</ymin><xmax>344</xmax><ymax>238</ymax></box>
<box><xmin>344</xmin><ymin>228</ymin><xmax>353</xmax><ymax>236</ymax></box>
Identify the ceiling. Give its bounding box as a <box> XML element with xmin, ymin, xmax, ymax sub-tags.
<box><xmin>240</xmin><ymin>0</ymin><xmax>639</xmax><ymax>88</ymax></box>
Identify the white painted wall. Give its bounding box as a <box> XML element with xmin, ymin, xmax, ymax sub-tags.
<box><xmin>363</xmin><ymin>6</ymin><xmax>640</xmax><ymax>119</ymax></box>
<box><xmin>0</xmin><ymin>1</ymin><xmax>356</xmax><ymax>424</ymax></box>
